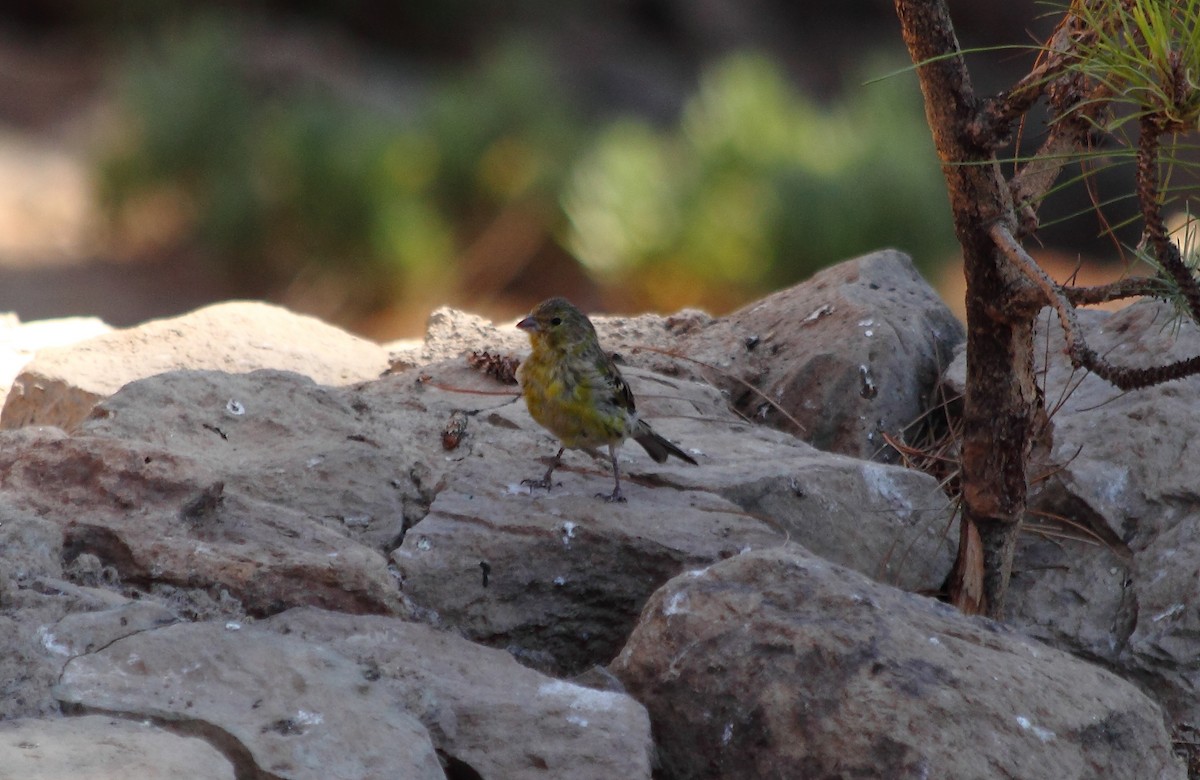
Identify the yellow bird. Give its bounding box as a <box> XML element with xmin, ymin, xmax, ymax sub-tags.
<box><xmin>516</xmin><ymin>297</ymin><xmax>697</xmax><ymax>502</ymax></box>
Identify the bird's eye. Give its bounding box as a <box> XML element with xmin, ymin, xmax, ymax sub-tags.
<box><xmin>550</xmin><ymin>317</ymin><xmax>562</xmax><ymax>326</ymax></box>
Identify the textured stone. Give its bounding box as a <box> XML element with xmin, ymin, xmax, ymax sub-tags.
<box><xmin>54</xmin><ymin>621</ymin><xmax>445</xmax><ymax>780</ymax></box>
<box><xmin>0</xmin><ymin>314</ymin><xmax>110</xmax><ymax>414</ymax></box>
<box><xmin>613</xmin><ymin>545</ymin><xmax>1184</xmax><ymax>780</ymax></box>
<box><xmin>675</xmin><ymin>249</ymin><xmax>964</xmax><ymax>462</ymax></box>
<box><xmin>0</xmin><ymin>715</ymin><xmax>235</xmax><ymax>780</ymax></box>
<box><xmin>0</xmin><ymin>423</ymin><xmax>406</xmax><ymax>618</ymax></box>
<box><xmin>263</xmin><ymin>608</ymin><xmax>654</xmax><ymax>780</ymax></box>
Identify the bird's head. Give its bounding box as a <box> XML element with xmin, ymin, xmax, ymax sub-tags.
<box><xmin>516</xmin><ymin>297</ymin><xmax>595</xmax><ymax>352</ymax></box>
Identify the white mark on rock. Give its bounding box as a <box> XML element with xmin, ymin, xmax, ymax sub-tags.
<box><xmin>538</xmin><ymin>680</ymin><xmax>624</xmax><ymax>713</ymax></box>
<box><xmin>860</xmin><ymin>463</ymin><xmax>913</xmax><ymax>519</ymax></box>
<box><xmin>722</xmin><ymin>722</ymin><xmax>733</xmax><ymax>745</ymax></box>
<box><xmin>1015</xmin><ymin>715</ymin><xmax>1055</xmax><ymax>743</ymax></box>
<box><xmin>858</xmin><ymin>365</ymin><xmax>877</xmax><ymax>398</ymax></box>
<box><xmin>295</xmin><ymin>710</ymin><xmax>324</xmax><ymax>727</ymax></box>
<box><xmin>664</xmin><ymin>590</ymin><xmax>688</xmax><ymax>617</ymax></box>
<box><xmin>1152</xmin><ymin>603</ymin><xmax>1185</xmax><ymax>622</ymax></box>
<box><xmin>561</xmin><ymin>522</ymin><xmax>576</xmax><ymax>547</ymax></box>
<box><xmin>225</xmin><ymin>399</ymin><xmax>245</xmax><ymax>416</ymax></box>
<box><xmin>803</xmin><ymin>304</ymin><xmax>835</xmax><ymax>323</ymax></box>
<box><xmin>224</xmin><ymin>621</ymin><xmax>242</xmax><ymax>631</ymax></box>
<box><xmin>37</xmin><ymin>626</ymin><xmax>69</xmax><ymax>656</ymax></box>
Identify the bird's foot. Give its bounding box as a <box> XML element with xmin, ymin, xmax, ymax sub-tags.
<box><xmin>522</xmin><ymin>477</ymin><xmax>556</xmax><ymax>493</ymax></box>
<box><xmin>597</xmin><ymin>489</ymin><xmax>626</xmax><ymax>503</ymax></box>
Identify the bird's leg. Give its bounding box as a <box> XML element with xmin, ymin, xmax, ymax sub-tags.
<box><xmin>523</xmin><ymin>446</ymin><xmax>564</xmax><ymax>492</ymax></box>
<box><xmin>599</xmin><ymin>443</ymin><xmax>627</xmax><ymax>503</ymax></box>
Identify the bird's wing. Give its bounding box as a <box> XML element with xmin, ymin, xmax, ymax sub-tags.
<box><xmin>606</xmin><ymin>354</ymin><xmax>637</xmax><ymax>414</ymax></box>
<box><xmin>583</xmin><ymin>348</ymin><xmax>636</xmax><ymax>414</ymax></box>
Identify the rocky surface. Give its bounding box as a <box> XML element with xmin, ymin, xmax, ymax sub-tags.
<box><xmin>55</xmin><ymin>619</ymin><xmax>448</xmax><ymax>780</ymax></box>
<box><xmin>262</xmin><ymin>608</ymin><xmax>655</xmax><ymax>780</ymax></box>
<box><xmin>613</xmin><ymin>544</ymin><xmax>1182</xmax><ymax>779</ymax></box>
<box><xmin>0</xmin><ymin>251</ymin><xmax>1190</xmax><ymax>778</ymax></box>
<box><xmin>0</xmin><ymin>714</ymin><xmax>236</xmax><ymax>780</ymax></box>
<box><xmin>392</xmin><ymin>359</ymin><xmax>952</xmax><ymax>674</ymax></box>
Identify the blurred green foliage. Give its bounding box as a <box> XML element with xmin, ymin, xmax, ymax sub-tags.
<box><xmin>563</xmin><ymin>53</ymin><xmax>954</xmax><ymax>308</ymax></box>
<box><xmin>96</xmin><ymin>18</ymin><xmax>955</xmax><ymax>322</ymax></box>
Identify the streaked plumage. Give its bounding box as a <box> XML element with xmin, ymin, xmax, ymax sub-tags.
<box><xmin>516</xmin><ymin>297</ymin><xmax>697</xmax><ymax>502</ymax></box>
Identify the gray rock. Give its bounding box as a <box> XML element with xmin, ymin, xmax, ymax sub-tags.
<box><xmin>0</xmin><ymin>715</ymin><xmax>235</xmax><ymax>780</ymax></box>
<box><xmin>262</xmin><ymin>607</ymin><xmax>654</xmax><ymax>780</ymax></box>
<box><xmin>0</xmin><ymin>422</ymin><xmax>407</xmax><ymax>618</ymax></box>
<box><xmin>54</xmin><ymin>620</ymin><xmax>445</xmax><ymax>780</ymax></box>
<box><xmin>676</xmin><ymin>249</ymin><xmax>964</xmax><ymax>462</ymax></box>
<box><xmin>612</xmin><ymin>544</ymin><xmax>1184</xmax><ymax>780</ymax></box>
<box><xmin>80</xmin><ymin>367</ymin><xmax>448</xmax><ymax>553</ymax></box>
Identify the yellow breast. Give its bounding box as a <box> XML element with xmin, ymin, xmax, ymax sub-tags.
<box><xmin>518</xmin><ymin>349</ymin><xmax>629</xmax><ymax>449</ymax></box>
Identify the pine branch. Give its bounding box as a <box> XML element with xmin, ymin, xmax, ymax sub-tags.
<box><xmin>992</xmin><ymin>221</ymin><xmax>1200</xmax><ymax>390</ymax></box>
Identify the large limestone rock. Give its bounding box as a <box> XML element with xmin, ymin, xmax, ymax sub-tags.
<box><xmin>1</xmin><ymin>301</ymin><xmax>389</xmax><ymax>431</ymax></box>
<box><xmin>47</xmin><ymin>608</ymin><xmax>654</xmax><ymax>780</ymax></box>
<box><xmin>612</xmin><ymin>544</ymin><xmax>1184</xmax><ymax>780</ymax></box>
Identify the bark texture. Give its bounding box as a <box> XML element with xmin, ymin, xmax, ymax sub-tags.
<box><xmin>894</xmin><ymin>0</ymin><xmax>1041</xmax><ymax>616</ymax></box>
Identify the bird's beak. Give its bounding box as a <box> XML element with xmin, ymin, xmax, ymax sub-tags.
<box><xmin>516</xmin><ymin>315</ymin><xmax>538</xmax><ymax>332</ymax></box>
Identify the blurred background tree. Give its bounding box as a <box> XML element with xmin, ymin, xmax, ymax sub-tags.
<box><xmin>0</xmin><ymin>0</ymin><xmax>1117</xmax><ymax>337</ymax></box>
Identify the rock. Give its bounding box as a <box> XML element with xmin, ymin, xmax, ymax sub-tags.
<box><xmin>0</xmin><ymin>314</ymin><xmax>110</xmax><ymax>413</ymax></box>
<box><xmin>263</xmin><ymin>607</ymin><xmax>654</xmax><ymax>780</ymax></box>
<box><xmin>388</xmin><ymin>306</ymin><xmax>527</xmax><ymax>368</ymax></box>
<box><xmin>44</xmin><ymin>600</ymin><xmax>179</xmax><ymax>657</ymax></box>
<box><xmin>388</xmin><ymin>302</ymin><xmax>713</xmax><ymax>371</ymax></box>
<box><xmin>391</xmin><ymin>359</ymin><xmax>954</xmax><ymax>674</ymax></box>
<box><xmin>675</xmin><ymin>249</ymin><xmax>964</xmax><ymax>462</ymax></box>
<box><xmin>395</xmin><ymin>483</ymin><xmax>783</xmax><ymax>675</ymax></box>
<box><xmin>0</xmin><ymin>715</ymin><xmax>235</xmax><ymax>780</ymax></box>
<box><xmin>54</xmin><ymin>620</ymin><xmax>446</xmax><ymax>780</ymax></box>
<box><xmin>0</xmin><ymin>423</ymin><xmax>407</xmax><ymax>618</ymax></box>
<box><xmin>1</xmin><ymin>301</ymin><xmax>389</xmax><ymax>431</ymax></box>
<box><xmin>79</xmin><ymin>367</ymin><xmax>449</xmax><ymax>553</ymax></box>
<box><xmin>612</xmin><ymin>544</ymin><xmax>1184</xmax><ymax>780</ymax></box>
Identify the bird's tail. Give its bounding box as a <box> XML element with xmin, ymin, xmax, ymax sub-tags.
<box><xmin>633</xmin><ymin>423</ymin><xmax>698</xmax><ymax>465</ymax></box>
